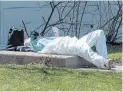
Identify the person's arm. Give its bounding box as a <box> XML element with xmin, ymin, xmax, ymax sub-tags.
<box><xmin>30</xmin><ymin>39</ymin><xmax>44</xmax><ymax>52</ymax></box>
<box><xmin>52</xmin><ymin>27</ymin><xmax>60</xmax><ymax>37</ymax></box>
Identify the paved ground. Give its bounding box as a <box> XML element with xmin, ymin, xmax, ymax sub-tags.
<box><xmin>76</xmin><ymin>66</ymin><xmax>122</xmax><ymax>72</ymax></box>
<box><xmin>111</xmin><ymin>66</ymin><xmax>122</xmax><ymax>72</ymax></box>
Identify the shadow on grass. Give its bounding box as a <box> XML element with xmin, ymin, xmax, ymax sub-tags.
<box><xmin>0</xmin><ymin>65</ymin><xmax>104</xmax><ymax>77</ymax></box>
<box><xmin>0</xmin><ymin>64</ymin><xmax>117</xmax><ymax>78</ymax></box>
<box><xmin>0</xmin><ymin>65</ymin><xmax>76</xmax><ymax>75</ymax></box>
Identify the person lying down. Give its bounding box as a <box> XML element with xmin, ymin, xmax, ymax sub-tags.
<box><xmin>24</xmin><ymin>27</ymin><xmax>113</xmax><ymax>70</ymax></box>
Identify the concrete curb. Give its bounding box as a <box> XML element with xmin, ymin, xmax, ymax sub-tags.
<box><xmin>75</xmin><ymin>66</ymin><xmax>122</xmax><ymax>72</ymax></box>
<box><xmin>0</xmin><ymin>51</ymin><xmax>96</xmax><ymax>68</ymax></box>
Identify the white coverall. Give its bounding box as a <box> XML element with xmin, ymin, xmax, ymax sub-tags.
<box><xmin>39</xmin><ymin>30</ymin><xmax>108</xmax><ymax>68</ymax></box>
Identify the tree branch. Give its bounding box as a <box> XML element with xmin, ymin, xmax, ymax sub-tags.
<box><xmin>22</xmin><ymin>20</ymin><xmax>29</xmax><ymax>37</ymax></box>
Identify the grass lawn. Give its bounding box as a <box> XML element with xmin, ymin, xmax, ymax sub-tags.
<box><xmin>0</xmin><ymin>44</ymin><xmax>122</xmax><ymax>91</ymax></box>
<box><xmin>107</xmin><ymin>44</ymin><xmax>122</xmax><ymax>60</ymax></box>
<box><xmin>107</xmin><ymin>44</ymin><xmax>122</xmax><ymax>65</ymax></box>
<box><xmin>0</xmin><ymin>65</ymin><xmax>122</xmax><ymax>91</ymax></box>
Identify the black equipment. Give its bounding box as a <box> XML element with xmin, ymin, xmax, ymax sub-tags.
<box><xmin>7</xmin><ymin>27</ymin><xmax>24</xmax><ymax>51</ymax></box>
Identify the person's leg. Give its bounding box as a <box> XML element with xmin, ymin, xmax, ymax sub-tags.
<box><xmin>78</xmin><ymin>30</ymin><xmax>108</xmax><ymax>59</ymax></box>
<box><xmin>74</xmin><ymin>43</ymin><xmax>106</xmax><ymax>69</ymax></box>
<box><xmin>75</xmin><ymin>29</ymin><xmax>113</xmax><ymax>69</ymax></box>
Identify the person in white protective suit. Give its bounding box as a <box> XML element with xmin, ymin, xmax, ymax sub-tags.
<box><xmin>24</xmin><ymin>27</ymin><xmax>113</xmax><ymax>70</ymax></box>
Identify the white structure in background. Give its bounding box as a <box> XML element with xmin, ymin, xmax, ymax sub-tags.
<box><xmin>0</xmin><ymin>1</ymin><xmax>122</xmax><ymax>48</ymax></box>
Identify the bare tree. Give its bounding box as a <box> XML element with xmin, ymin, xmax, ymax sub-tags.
<box><xmin>22</xmin><ymin>1</ymin><xmax>122</xmax><ymax>43</ymax></box>
<box><xmin>106</xmin><ymin>1</ymin><xmax>122</xmax><ymax>43</ymax></box>
<box><xmin>22</xmin><ymin>20</ymin><xmax>29</xmax><ymax>37</ymax></box>
<box><xmin>40</xmin><ymin>1</ymin><xmax>63</xmax><ymax>36</ymax></box>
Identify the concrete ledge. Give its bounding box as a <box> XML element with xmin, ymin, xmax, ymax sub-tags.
<box><xmin>0</xmin><ymin>51</ymin><xmax>96</xmax><ymax>68</ymax></box>
<box><xmin>75</xmin><ymin>66</ymin><xmax>122</xmax><ymax>72</ymax></box>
